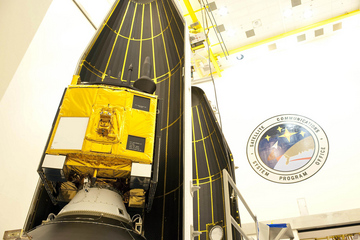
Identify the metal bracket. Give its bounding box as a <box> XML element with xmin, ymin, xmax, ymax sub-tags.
<box><xmin>273</xmin><ymin>228</ymin><xmax>287</xmax><ymax>240</ymax></box>
<box><xmin>191</xmin><ymin>225</ymin><xmax>202</xmax><ymax>239</ymax></box>
<box><xmin>84</xmin><ymin>177</ymin><xmax>90</xmax><ymax>192</ymax></box>
<box><xmin>190</xmin><ymin>181</ymin><xmax>201</xmax><ymax>197</ymax></box>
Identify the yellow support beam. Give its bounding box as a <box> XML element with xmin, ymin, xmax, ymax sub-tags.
<box><xmin>194</xmin><ymin>60</ymin><xmax>204</xmax><ymax>78</ymax></box>
<box><xmin>218</xmin><ymin>10</ymin><xmax>360</xmax><ymax>58</ymax></box>
<box><xmin>182</xmin><ymin>0</ymin><xmax>222</xmax><ymax>77</ymax></box>
<box><xmin>184</xmin><ymin>6</ymin><xmax>208</xmax><ymax>17</ymax></box>
<box><xmin>191</xmin><ymin>44</ymin><xmax>205</xmax><ymax>51</ymax></box>
<box><xmin>208</xmin><ymin>47</ymin><xmax>221</xmax><ymax>77</ymax></box>
<box><xmin>183</xmin><ymin>0</ymin><xmax>200</xmax><ymax>25</ymax></box>
<box><xmin>205</xmin><ymin>25</ymin><xmax>215</xmax><ymax>31</ymax></box>
<box><xmin>210</xmin><ymin>42</ymin><xmax>222</xmax><ymax>48</ymax></box>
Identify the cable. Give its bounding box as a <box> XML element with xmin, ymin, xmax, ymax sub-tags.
<box><xmin>131</xmin><ymin>214</ymin><xmax>142</xmax><ymax>223</ymax></box>
<box><xmin>199</xmin><ymin>0</ymin><xmax>222</xmax><ymax>128</ymax></box>
<box><xmin>72</xmin><ymin>0</ymin><xmax>97</xmax><ymax>30</ymax></box>
<box><xmin>199</xmin><ymin>0</ymin><xmax>235</xmax><ymax>180</ymax></box>
<box><xmin>203</xmin><ymin>0</ymin><xmax>229</xmax><ymax>59</ymax></box>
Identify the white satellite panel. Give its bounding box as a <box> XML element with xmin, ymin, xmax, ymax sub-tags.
<box><xmin>51</xmin><ymin>117</ymin><xmax>89</xmax><ymax>150</ymax></box>
<box><xmin>42</xmin><ymin>154</ymin><xmax>66</xmax><ymax>169</ymax></box>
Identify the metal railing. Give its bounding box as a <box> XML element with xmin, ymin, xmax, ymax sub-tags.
<box><xmin>223</xmin><ymin>169</ymin><xmax>259</xmax><ymax>240</ymax></box>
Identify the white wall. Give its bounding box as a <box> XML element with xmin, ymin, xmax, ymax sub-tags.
<box><xmin>0</xmin><ymin>0</ymin><xmax>53</xmax><ymax>101</ymax></box>
<box><xmin>0</xmin><ymin>0</ymin><xmax>95</xmax><ymax>235</ymax></box>
<box><xmin>195</xmin><ymin>22</ymin><xmax>360</xmax><ymax>225</ymax></box>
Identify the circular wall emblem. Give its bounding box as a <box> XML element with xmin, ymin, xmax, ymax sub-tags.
<box><xmin>247</xmin><ymin>114</ymin><xmax>329</xmax><ymax>183</ymax></box>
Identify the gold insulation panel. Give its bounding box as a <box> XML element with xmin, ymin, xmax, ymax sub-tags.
<box><xmin>46</xmin><ymin>84</ymin><xmax>157</xmax><ymax>179</ymax></box>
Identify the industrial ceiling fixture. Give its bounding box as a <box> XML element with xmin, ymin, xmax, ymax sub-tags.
<box><xmin>218</xmin><ymin>6</ymin><xmax>228</xmax><ymax>17</ymax></box>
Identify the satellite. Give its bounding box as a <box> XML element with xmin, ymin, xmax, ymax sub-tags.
<box><xmin>4</xmin><ymin>1</ymin><xmax>239</xmax><ymax>239</ymax></box>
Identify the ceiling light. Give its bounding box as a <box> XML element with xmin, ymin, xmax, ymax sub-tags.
<box><xmin>283</xmin><ymin>9</ymin><xmax>293</xmax><ymax>18</ymax></box>
<box><xmin>218</xmin><ymin>7</ymin><xmax>228</xmax><ymax>16</ymax></box>
<box><xmin>227</xmin><ymin>29</ymin><xmax>236</xmax><ymax>37</ymax></box>
<box><xmin>252</xmin><ymin>19</ymin><xmax>262</xmax><ymax>28</ymax></box>
<box><xmin>304</xmin><ymin>9</ymin><xmax>313</xmax><ymax>19</ymax></box>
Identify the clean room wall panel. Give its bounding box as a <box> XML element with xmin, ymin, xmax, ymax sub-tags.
<box><xmin>0</xmin><ymin>0</ymin><xmax>95</xmax><ymax>235</ymax></box>
<box><xmin>195</xmin><ymin>25</ymin><xmax>360</xmax><ymax>224</ymax></box>
<box><xmin>0</xmin><ymin>0</ymin><xmax>53</xmax><ymax>101</ymax></box>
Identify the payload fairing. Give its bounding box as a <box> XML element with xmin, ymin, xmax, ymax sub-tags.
<box><xmin>4</xmin><ymin>0</ymin><xmax>240</xmax><ymax>239</ymax></box>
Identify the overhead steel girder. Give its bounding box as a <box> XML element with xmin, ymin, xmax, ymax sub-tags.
<box><xmin>182</xmin><ymin>0</ymin><xmax>222</xmax><ymax>77</ymax></box>
<box><xmin>218</xmin><ymin>10</ymin><xmax>360</xmax><ymax>58</ymax></box>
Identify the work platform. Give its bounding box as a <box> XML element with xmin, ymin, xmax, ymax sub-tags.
<box><xmin>223</xmin><ymin>169</ymin><xmax>294</xmax><ymax>240</ymax></box>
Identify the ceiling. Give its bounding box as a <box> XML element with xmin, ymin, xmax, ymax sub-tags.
<box><xmin>177</xmin><ymin>0</ymin><xmax>360</xmax><ymax>80</ymax></box>
<box><xmin>74</xmin><ymin>0</ymin><xmax>360</xmax><ymax>81</ymax></box>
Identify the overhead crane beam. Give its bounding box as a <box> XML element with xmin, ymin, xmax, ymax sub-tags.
<box><xmin>183</xmin><ymin>5</ymin><xmax>208</xmax><ymax>18</ymax></box>
<box><xmin>218</xmin><ymin>10</ymin><xmax>360</xmax><ymax>58</ymax></box>
<box><xmin>182</xmin><ymin>0</ymin><xmax>222</xmax><ymax>77</ymax></box>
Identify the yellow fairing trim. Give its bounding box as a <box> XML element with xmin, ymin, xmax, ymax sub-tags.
<box><xmin>47</xmin><ymin>85</ymin><xmax>157</xmax><ymax>178</ymax></box>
